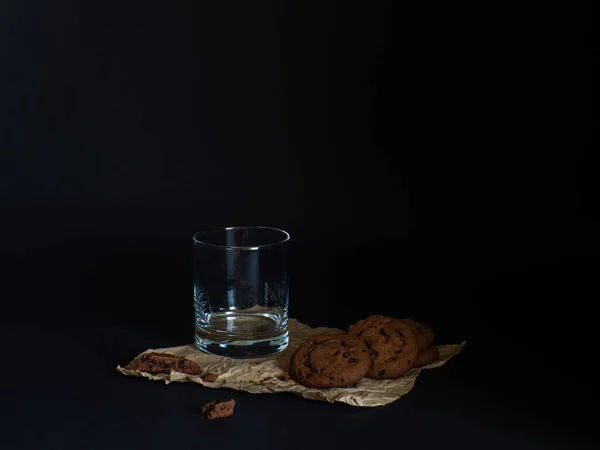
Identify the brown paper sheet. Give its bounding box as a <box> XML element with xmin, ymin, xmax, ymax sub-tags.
<box><xmin>117</xmin><ymin>319</ymin><xmax>465</xmax><ymax>407</ymax></box>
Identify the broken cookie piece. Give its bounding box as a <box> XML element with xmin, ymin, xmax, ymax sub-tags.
<box><xmin>201</xmin><ymin>400</ymin><xmax>236</xmax><ymax>419</ymax></box>
<box><xmin>130</xmin><ymin>352</ymin><xmax>203</xmax><ymax>376</ymax></box>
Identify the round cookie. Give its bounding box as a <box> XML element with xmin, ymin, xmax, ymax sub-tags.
<box><xmin>414</xmin><ymin>345</ymin><xmax>440</xmax><ymax>368</ymax></box>
<box><xmin>348</xmin><ymin>315</ymin><xmax>419</xmax><ymax>379</ymax></box>
<box><xmin>289</xmin><ymin>334</ymin><xmax>371</xmax><ymax>388</ymax></box>
<box><xmin>399</xmin><ymin>318</ymin><xmax>435</xmax><ymax>349</ymax></box>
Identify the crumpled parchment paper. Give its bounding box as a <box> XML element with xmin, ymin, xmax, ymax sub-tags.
<box><xmin>117</xmin><ymin>319</ymin><xmax>465</xmax><ymax>407</ymax></box>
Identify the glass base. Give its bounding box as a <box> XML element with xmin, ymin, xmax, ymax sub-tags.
<box><xmin>195</xmin><ymin>329</ymin><xmax>289</xmax><ymax>359</ymax></box>
<box><xmin>195</xmin><ymin>311</ymin><xmax>289</xmax><ymax>358</ymax></box>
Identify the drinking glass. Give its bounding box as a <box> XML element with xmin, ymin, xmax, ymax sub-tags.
<box><xmin>193</xmin><ymin>226</ymin><xmax>290</xmax><ymax>358</ymax></box>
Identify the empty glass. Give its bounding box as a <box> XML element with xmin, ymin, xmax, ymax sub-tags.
<box><xmin>193</xmin><ymin>226</ymin><xmax>290</xmax><ymax>358</ymax></box>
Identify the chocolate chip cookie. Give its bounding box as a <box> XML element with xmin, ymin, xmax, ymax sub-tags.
<box><xmin>129</xmin><ymin>352</ymin><xmax>203</xmax><ymax>375</ymax></box>
<box><xmin>289</xmin><ymin>334</ymin><xmax>371</xmax><ymax>389</ymax></box>
<box><xmin>348</xmin><ymin>315</ymin><xmax>419</xmax><ymax>379</ymax></box>
<box><xmin>414</xmin><ymin>345</ymin><xmax>440</xmax><ymax>368</ymax></box>
<box><xmin>399</xmin><ymin>318</ymin><xmax>435</xmax><ymax>349</ymax></box>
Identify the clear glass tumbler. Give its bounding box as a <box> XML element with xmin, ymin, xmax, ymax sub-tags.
<box><xmin>193</xmin><ymin>226</ymin><xmax>290</xmax><ymax>358</ymax></box>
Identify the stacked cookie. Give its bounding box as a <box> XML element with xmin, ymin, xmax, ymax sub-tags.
<box><xmin>400</xmin><ymin>318</ymin><xmax>440</xmax><ymax>369</ymax></box>
<box><xmin>289</xmin><ymin>315</ymin><xmax>439</xmax><ymax>388</ymax></box>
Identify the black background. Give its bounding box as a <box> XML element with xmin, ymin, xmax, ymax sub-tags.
<box><xmin>1</xmin><ymin>1</ymin><xmax>597</xmax><ymax>449</ymax></box>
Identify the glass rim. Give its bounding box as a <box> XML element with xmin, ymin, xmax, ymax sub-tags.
<box><xmin>193</xmin><ymin>226</ymin><xmax>291</xmax><ymax>251</ymax></box>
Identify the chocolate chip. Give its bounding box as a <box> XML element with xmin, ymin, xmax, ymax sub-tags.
<box><xmin>341</xmin><ymin>378</ymin><xmax>345</xmax><ymax>383</ymax></box>
<box><xmin>408</xmin><ymin>359</ymin><xmax>412</xmax><ymax>364</ymax></box>
<box><xmin>333</xmin><ymin>350</ymin><xmax>340</xmax><ymax>356</ymax></box>
<box><xmin>329</xmin><ymin>376</ymin><xmax>335</xmax><ymax>380</ymax></box>
<box><xmin>364</xmin><ymin>341</ymin><xmax>378</xmax><ymax>357</ymax></box>
<box><xmin>378</xmin><ymin>369</ymin><xmax>386</xmax><ymax>377</ymax></box>
<box><xmin>395</xmin><ymin>349</ymin><xmax>403</xmax><ymax>353</ymax></box>
<box><xmin>340</xmin><ymin>340</ymin><xmax>347</xmax><ymax>346</ymax></box>
<box><xmin>348</xmin><ymin>358</ymin><xmax>357</xmax><ymax>363</ymax></box>
<box><xmin>380</xmin><ymin>328</ymin><xmax>390</xmax><ymax>338</ymax></box>
<box><xmin>342</xmin><ymin>352</ymin><xmax>349</xmax><ymax>358</ymax></box>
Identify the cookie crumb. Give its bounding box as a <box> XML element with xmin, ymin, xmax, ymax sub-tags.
<box><xmin>201</xmin><ymin>400</ymin><xmax>236</xmax><ymax>419</ymax></box>
<box><xmin>202</xmin><ymin>373</ymin><xmax>219</xmax><ymax>382</ymax></box>
<box><xmin>278</xmin><ymin>373</ymin><xmax>292</xmax><ymax>382</ymax></box>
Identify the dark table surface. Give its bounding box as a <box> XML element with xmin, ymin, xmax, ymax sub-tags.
<box><xmin>1</xmin><ymin>0</ymin><xmax>595</xmax><ymax>448</ymax></box>
<box><xmin>1</xmin><ymin>233</ymin><xmax>597</xmax><ymax>450</ymax></box>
